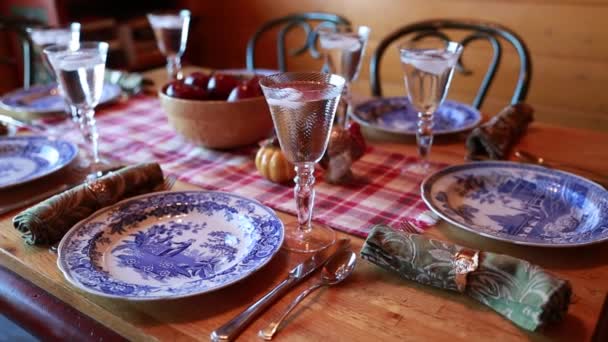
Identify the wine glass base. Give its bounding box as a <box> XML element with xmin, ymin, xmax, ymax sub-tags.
<box><xmin>77</xmin><ymin>158</ymin><xmax>115</xmax><ymax>180</ymax></box>
<box><xmin>402</xmin><ymin>161</ymin><xmax>432</xmax><ymax>175</ymax></box>
<box><xmin>282</xmin><ymin>224</ymin><xmax>336</xmax><ymax>253</ymax></box>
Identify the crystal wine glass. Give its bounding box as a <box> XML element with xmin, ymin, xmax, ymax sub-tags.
<box><xmin>147</xmin><ymin>9</ymin><xmax>191</xmax><ymax>81</ymax></box>
<box><xmin>259</xmin><ymin>72</ymin><xmax>345</xmax><ymax>253</ymax></box>
<box><xmin>399</xmin><ymin>39</ymin><xmax>462</xmax><ymax>172</ymax></box>
<box><xmin>45</xmin><ymin>42</ymin><xmax>109</xmax><ymax>177</ymax></box>
<box><xmin>28</xmin><ymin>23</ymin><xmax>80</xmax><ymax>86</ymax></box>
<box><xmin>317</xmin><ymin>24</ymin><xmax>371</xmax><ymax>127</ymax></box>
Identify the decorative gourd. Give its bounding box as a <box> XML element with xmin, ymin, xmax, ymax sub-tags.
<box><xmin>255</xmin><ymin>139</ymin><xmax>296</xmax><ymax>183</ymax></box>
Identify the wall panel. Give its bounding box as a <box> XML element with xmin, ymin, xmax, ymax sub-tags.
<box><xmin>182</xmin><ymin>0</ymin><xmax>608</xmax><ymax>130</ymax></box>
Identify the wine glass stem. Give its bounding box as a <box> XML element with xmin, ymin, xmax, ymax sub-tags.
<box><xmin>166</xmin><ymin>55</ymin><xmax>182</xmax><ymax>80</ymax></box>
<box><xmin>76</xmin><ymin>105</ymin><xmax>100</xmax><ymax>164</ymax></box>
<box><xmin>417</xmin><ymin>111</ymin><xmax>434</xmax><ymax>166</ymax></box>
<box><xmin>294</xmin><ymin>162</ymin><xmax>316</xmax><ymax>233</ymax></box>
<box><xmin>338</xmin><ymin>82</ymin><xmax>352</xmax><ymax>128</ymax></box>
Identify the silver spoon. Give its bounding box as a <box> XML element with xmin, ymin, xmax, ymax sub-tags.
<box><xmin>258</xmin><ymin>249</ymin><xmax>357</xmax><ymax>340</ymax></box>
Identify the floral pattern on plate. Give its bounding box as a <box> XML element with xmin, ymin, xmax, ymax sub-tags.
<box><xmin>421</xmin><ymin>161</ymin><xmax>608</xmax><ymax>247</ymax></box>
<box><xmin>352</xmin><ymin>97</ymin><xmax>481</xmax><ymax>135</ymax></box>
<box><xmin>58</xmin><ymin>191</ymin><xmax>284</xmax><ymax>300</ymax></box>
<box><xmin>0</xmin><ymin>136</ymin><xmax>78</xmax><ymax>189</ymax></box>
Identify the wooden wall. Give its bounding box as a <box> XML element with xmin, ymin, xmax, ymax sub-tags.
<box><xmin>182</xmin><ymin>0</ymin><xmax>608</xmax><ymax>131</ymax></box>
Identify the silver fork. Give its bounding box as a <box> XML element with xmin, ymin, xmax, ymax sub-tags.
<box><xmin>159</xmin><ymin>175</ymin><xmax>177</xmax><ymax>191</ymax></box>
<box><xmin>49</xmin><ymin>175</ymin><xmax>177</xmax><ymax>253</ymax></box>
<box><xmin>399</xmin><ymin>220</ymin><xmax>421</xmax><ymax>234</ymax></box>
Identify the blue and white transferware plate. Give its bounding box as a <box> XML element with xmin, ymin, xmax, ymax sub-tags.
<box><xmin>0</xmin><ymin>136</ymin><xmax>78</xmax><ymax>189</ymax></box>
<box><xmin>421</xmin><ymin>161</ymin><xmax>608</xmax><ymax>247</ymax></box>
<box><xmin>352</xmin><ymin>97</ymin><xmax>481</xmax><ymax>135</ymax></box>
<box><xmin>57</xmin><ymin>191</ymin><xmax>284</xmax><ymax>300</ymax></box>
<box><xmin>0</xmin><ymin>82</ymin><xmax>122</xmax><ymax>115</ymax></box>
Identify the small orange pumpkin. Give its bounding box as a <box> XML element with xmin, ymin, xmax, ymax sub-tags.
<box><xmin>255</xmin><ymin>140</ymin><xmax>295</xmax><ymax>183</ymax></box>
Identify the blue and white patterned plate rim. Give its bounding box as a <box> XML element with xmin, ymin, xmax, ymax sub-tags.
<box><xmin>421</xmin><ymin>161</ymin><xmax>608</xmax><ymax>247</ymax></box>
<box><xmin>0</xmin><ymin>82</ymin><xmax>122</xmax><ymax>114</ymax></box>
<box><xmin>0</xmin><ymin>135</ymin><xmax>78</xmax><ymax>190</ymax></box>
<box><xmin>351</xmin><ymin>97</ymin><xmax>481</xmax><ymax>135</ymax></box>
<box><xmin>57</xmin><ymin>190</ymin><xmax>285</xmax><ymax>300</ymax></box>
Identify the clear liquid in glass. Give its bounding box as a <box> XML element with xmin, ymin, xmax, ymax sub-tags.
<box><xmin>149</xmin><ymin>16</ymin><xmax>188</xmax><ymax>57</ymax></box>
<box><xmin>320</xmin><ymin>34</ymin><xmax>364</xmax><ymax>82</ymax></box>
<box><xmin>152</xmin><ymin>26</ymin><xmax>185</xmax><ymax>56</ymax></box>
<box><xmin>56</xmin><ymin>52</ymin><xmax>106</xmax><ymax>107</ymax></box>
<box><xmin>266</xmin><ymin>81</ymin><xmax>341</xmax><ymax>163</ymax></box>
<box><xmin>401</xmin><ymin>50</ymin><xmax>458</xmax><ymax>114</ymax></box>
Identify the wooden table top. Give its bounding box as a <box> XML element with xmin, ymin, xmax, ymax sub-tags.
<box><xmin>1</xmin><ymin>68</ymin><xmax>608</xmax><ymax>341</ymax></box>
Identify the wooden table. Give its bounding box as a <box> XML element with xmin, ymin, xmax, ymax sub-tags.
<box><xmin>1</xmin><ymin>68</ymin><xmax>608</xmax><ymax>341</ymax></box>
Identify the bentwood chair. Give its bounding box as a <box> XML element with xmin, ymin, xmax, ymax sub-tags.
<box><xmin>246</xmin><ymin>12</ymin><xmax>350</xmax><ymax>72</ymax></box>
<box><xmin>0</xmin><ymin>16</ymin><xmax>41</xmax><ymax>89</ymax></box>
<box><xmin>370</xmin><ymin>19</ymin><xmax>532</xmax><ymax>109</ymax></box>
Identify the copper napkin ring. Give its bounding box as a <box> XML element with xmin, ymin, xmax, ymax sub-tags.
<box><xmin>87</xmin><ymin>179</ymin><xmax>114</xmax><ymax>204</ymax></box>
<box><xmin>453</xmin><ymin>248</ymin><xmax>480</xmax><ymax>292</ymax></box>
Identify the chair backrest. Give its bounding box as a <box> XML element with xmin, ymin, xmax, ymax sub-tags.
<box><xmin>370</xmin><ymin>19</ymin><xmax>532</xmax><ymax>109</ymax></box>
<box><xmin>246</xmin><ymin>12</ymin><xmax>350</xmax><ymax>71</ymax></box>
<box><xmin>0</xmin><ymin>16</ymin><xmax>41</xmax><ymax>89</ymax></box>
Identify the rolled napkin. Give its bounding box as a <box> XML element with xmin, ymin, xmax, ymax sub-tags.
<box><xmin>319</xmin><ymin>122</ymin><xmax>367</xmax><ymax>184</ymax></box>
<box><xmin>466</xmin><ymin>103</ymin><xmax>534</xmax><ymax>160</ymax></box>
<box><xmin>105</xmin><ymin>69</ymin><xmax>148</xmax><ymax>95</ymax></box>
<box><xmin>13</xmin><ymin>163</ymin><xmax>164</xmax><ymax>245</ymax></box>
<box><xmin>361</xmin><ymin>225</ymin><xmax>571</xmax><ymax>331</ymax></box>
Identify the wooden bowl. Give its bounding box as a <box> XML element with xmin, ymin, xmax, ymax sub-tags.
<box><xmin>159</xmin><ymin>91</ymin><xmax>274</xmax><ymax>149</ymax></box>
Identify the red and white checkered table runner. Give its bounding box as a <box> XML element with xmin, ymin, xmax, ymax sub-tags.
<box><xmin>52</xmin><ymin>96</ymin><xmax>440</xmax><ymax>237</ymax></box>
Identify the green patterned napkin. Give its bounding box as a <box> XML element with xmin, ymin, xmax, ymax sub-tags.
<box><xmin>361</xmin><ymin>225</ymin><xmax>572</xmax><ymax>331</ymax></box>
<box><xmin>105</xmin><ymin>69</ymin><xmax>148</xmax><ymax>95</ymax></box>
<box><xmin>13</xmin><ymin>163</ymin><xmax>164</xmax><ymax>245</ymax></box>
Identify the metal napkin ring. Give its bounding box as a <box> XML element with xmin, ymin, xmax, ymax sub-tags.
<box><xmin>453</xmin><ymin>248</ymin><xmax>480</xmax><ymax>292</ymax></box>
<box><xmin>87</xmin><ymin>180</ymin><xmax>114</xmax><ymax>204</ymax></box>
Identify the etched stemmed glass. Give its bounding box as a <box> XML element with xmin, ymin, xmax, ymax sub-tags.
<box><xmin>259</xmin><ymin>72</ymin><xmax>345</xmax><ymax>253</ymax></box>
<box><xmin>45</xmin><ymin>42</ymin><xmax>109</xmax><ymax>177</ymax></box>
<box><xmin>147</xmin><ymin>9</ymin><xmax>191</xmax><ymax>80</ymax></box>
<box><xmin>317</xmin><ymin>24</ymin><xmax>371</xmax><ymax>127</ymax></box>
<box><xmin>399</xmin><ymin>40</ymin><xmax>462</xmax><ymax>172</ymax></box>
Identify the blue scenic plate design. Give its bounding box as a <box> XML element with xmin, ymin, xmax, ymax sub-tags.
<box><xmin>421</xmin><ymin>162</ymin><xmax>608</xmax><ymax>247</ymax></box>
<box><xmin>352</xmin><ymin>97</ymin><xmax>481</xmax><ymax>135</ymax></box>
<box><xmin>57</xmin><ymin>191</ymin><xmax>284</xmax><ymax>300</ymax></box>
<box><xmin>0</xmin><ymin>136</ymin><xmax>78</xmax><ymax>189</ymax></box>
<box><xmin>0</xmin><ymin>82</ymin><xmax>122</xmax><ymax>114</ymax></box>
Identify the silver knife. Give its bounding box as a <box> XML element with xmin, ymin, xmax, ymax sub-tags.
<box><xmin>210</xmin><ymin>238</ymin><xmax>351</xmax><ymax>342</ymax></box>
